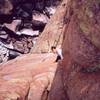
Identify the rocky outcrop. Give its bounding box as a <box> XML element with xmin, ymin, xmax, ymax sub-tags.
<box><xmin>0</xmin><ymin>0</ymin><xmax>62</xmax><ymax>63</ymax></box>
<box><xmin>48</xmin><ymin>0</ymin><xmax>100</xmax><ymax>100</ymax></box>
<box><xmin>0</xmin><ymin>53</ymin><xmax>57</xmax><ymax>100</ymax></box>
<box><xmin>31</xmin><ymin>0</ymin><xmax>68</xmax><ymax>53</ymax></box>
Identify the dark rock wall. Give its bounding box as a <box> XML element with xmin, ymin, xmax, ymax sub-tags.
<box><xmin>63</xmin><ymin>0</ymin><xmax>100</xmax><ymax>68</ymax></box>
<box><xmin>48</xmin><ymin>0</ymin><xmax>100</xmax><ymax>100</ymax></box>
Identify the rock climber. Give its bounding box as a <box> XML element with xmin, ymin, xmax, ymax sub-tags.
<box><xmin>51</xmin><ymin>46</ymin><xmax>63</xmax><ymax>62</ymax></box>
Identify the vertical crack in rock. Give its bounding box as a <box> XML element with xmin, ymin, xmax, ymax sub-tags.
<box><xmin>25</xmin><ymin>86</ymin><xmax>30</xmax><ymax>100</ymax></box>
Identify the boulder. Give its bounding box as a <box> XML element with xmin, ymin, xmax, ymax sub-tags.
<box><xmin>17</xmin><ymin>29</ymin><xmax>39</xmax><ymax>36</ymax></box>
<box><xmin>0</xmin><ymin>31</ymin><xmax>8</xmax><ymax>39</ymax></box>
<box><xmin>35</xmin><ymin>0</ymin><xmax>45</xmax><ymax>11</ymax></box>
<box><xmin>4</xmin><ymin>19</ymin><xmax>21</xmax><ymax>32</ymax></box>
<box><xmin>44</xmin><ymin>6</ymin><xmax>56</xmax><ymax>17</ymax></box>
<box><xmin>32</xmin><ymin>12</ymin><xmax>49</xmax><ymax>26</ymax></box>
<box><xmin>13</xmin><ymin>41</ymin><xmax>25</xmax><ymax>53</ymax></box>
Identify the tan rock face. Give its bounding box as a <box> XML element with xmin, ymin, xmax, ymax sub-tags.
<box><xmin>0</xmin><ymin>53</ymin><xmax>57</xmax><ymax>100</ymax></box>
<box><xmin>48</xmin><ymin>0</ymin><xmax>100</xmax><ymax>100</ymax></box>
<box><xmin>31</xmin><ymin>0</ymin><xmax>68</xmax><ymax>53</ymax></box>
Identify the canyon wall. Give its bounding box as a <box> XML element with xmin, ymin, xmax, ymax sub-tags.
<box><xmin>48</xmin><ymin>0</ymin><xmax>100</xmax><ymax>100</ymax></box>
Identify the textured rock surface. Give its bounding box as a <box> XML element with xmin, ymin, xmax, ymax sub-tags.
<box><xmin>48</xmin><ymin>0</ymin><xmax>100</xmax><ymax>100</ymax></box>
<box><xmin>0</xmin><ymin>53</ymin><xmax>57</xmax><ymax>100</ymax></box>
<box><xmin>31</xmin><ymin>0</ymin><xmax>68</xmax><ymax>53</ymax></box>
